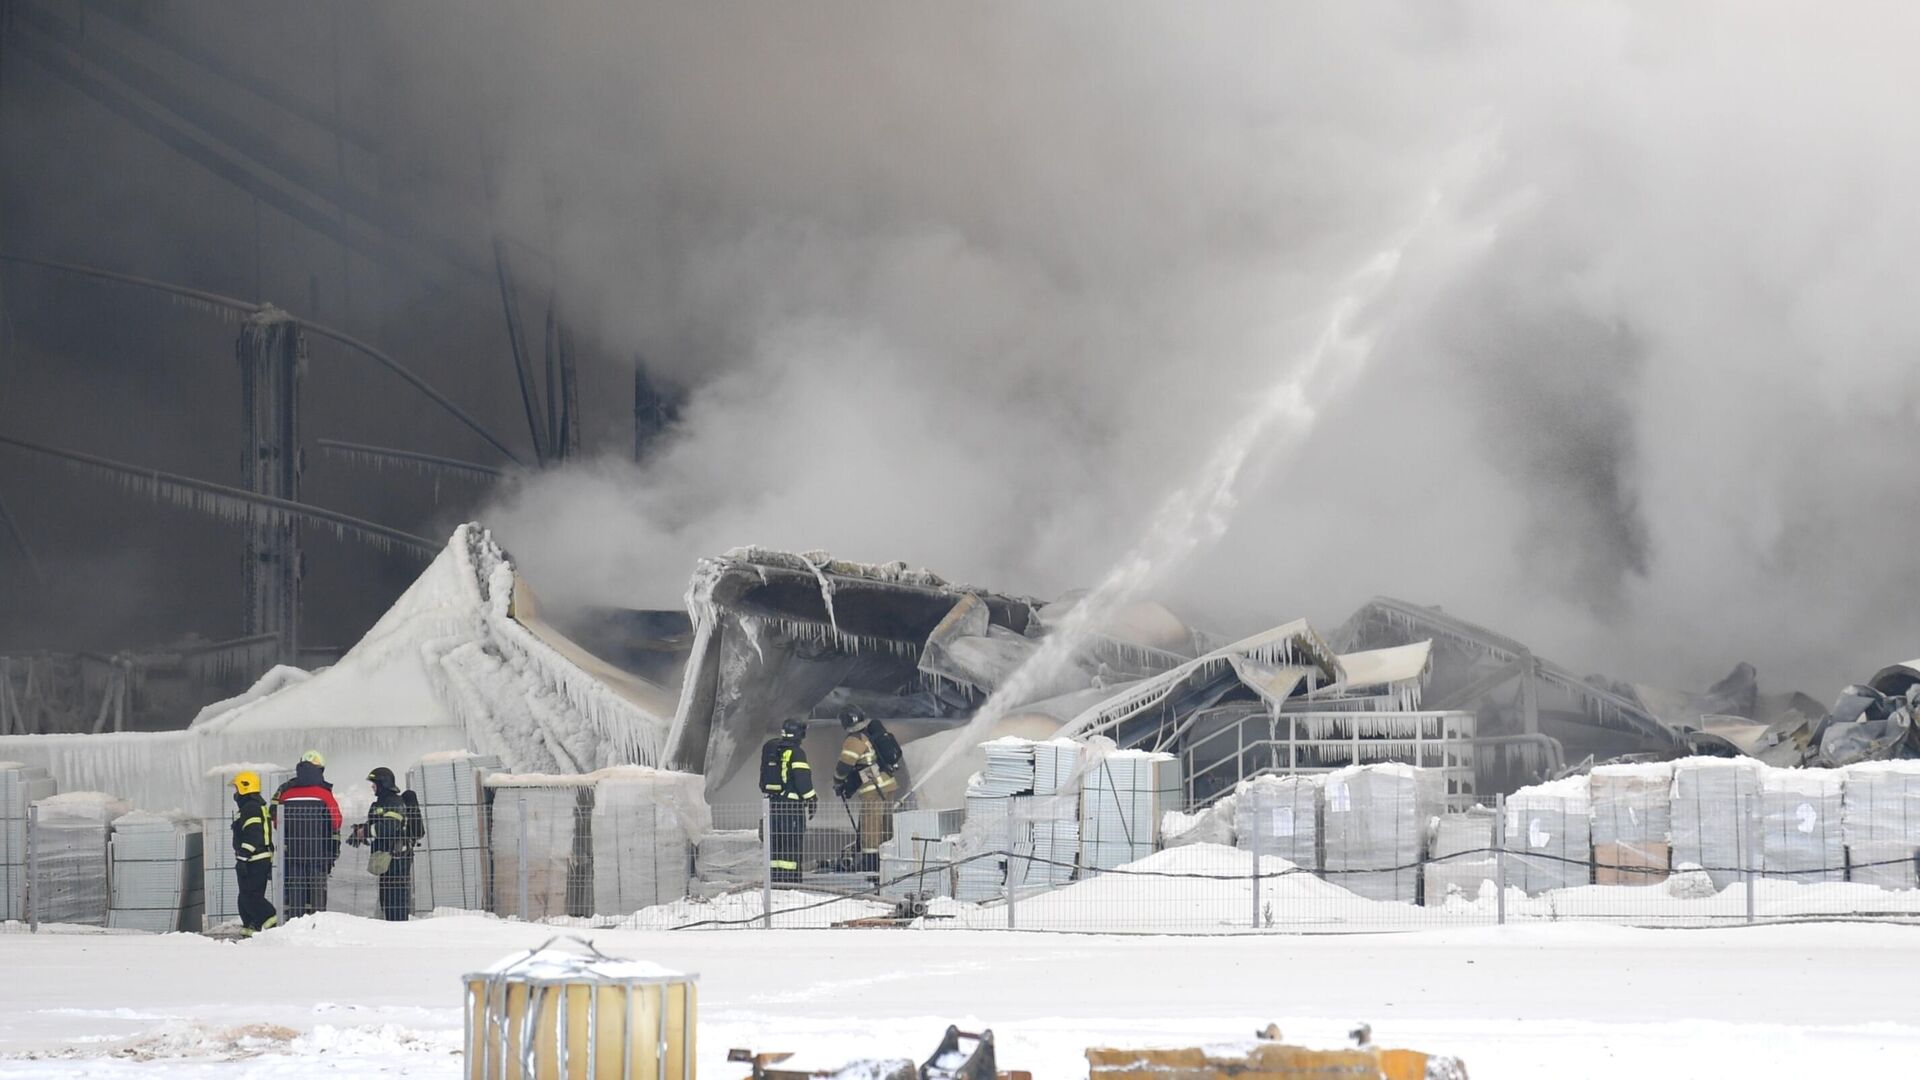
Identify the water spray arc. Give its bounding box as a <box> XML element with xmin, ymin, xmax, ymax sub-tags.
<box><xmin>912</xmin><ymin>188</ymin><xmax>1479</xmax><ymax>794</ymax></box>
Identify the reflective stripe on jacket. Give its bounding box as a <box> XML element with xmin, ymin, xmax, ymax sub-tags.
<box><xmin>836</xmin><ymin>733</ymin><xmax>899</xmax><ymax>797</ymax></box>
<box><xmin>760</xmin><ymin>738</ymin><xmax>817</xmax><ymax>801</ymax></box>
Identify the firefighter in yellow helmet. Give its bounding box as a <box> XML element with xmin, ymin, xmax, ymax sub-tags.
<box><xmin>230</xmin><ymin>771</ymin><xmax>278</xmax><ymax>934</ymax></box>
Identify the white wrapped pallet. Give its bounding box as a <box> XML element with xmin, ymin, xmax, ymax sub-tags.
<box><xmin>590</xmin><ymin>767</ymin><xmax>709</xmax><ymax>915</ymax></box>
<box><xmin>1320</xmin><ymin>764</ymin><xmax>1442</xmax><ymax>904</ymax></box>
<box><xmin>201</xmin><ymin>763</ymin><xmax>290</xmax><ymax>930</ymax></box>
<box><xmin>1232</xmin><ymin>774</ymin><xmax>1322</xmax><ymax>871</ymax></box>
<box><xmin>1757</xmin><ymin>767</ymin><xmax>1845</xmax><ymax>883</ymax></box>
<box><xmin>108</xmin><ymin>811</ymin><xmax>204</xmax><ymax>932</ymax></box>
<box><xmin>407</xmin><ymin>751</ymin><xmax>499</xmax><ymax>914</ymax></box>
<box><xmin>1079</xmin><ymin>751</ymin><xmax>1180</xmax><ymax>871</ymax></box>
<box><xmin>879</xmin><ymin>807</ymin><xmax>963</xmax><ymax>899</ymax></box>
<box><xmin>1503</xmin><ymin>776</ymin><xmax>1592</xmax><ymax>895</ymax></box>
<box><xmin>1422</xmin><ymin>806</ymin><xmax>1498</xmax><ymax>904</ymax></box>
<box><xmin>30</xmin><ymin>792</ymin><xmax>130</xmax><ymax>926</ymax></box>
<box><xmin>955</xmin><ymin>790</ymin><xmax>1015</xmax><ymax>901</ymax></box>
<box><xmin>694</xmin><ymin>829</ymin><xmax>765</xmax><ymax>892</ymax></box>
<box><xmin>1841</xmin><ymin>761</ymin><xmax>1920</xmax><ymax>889</ymax></box>
<box><xmin>1589</xmin><ymin>762</ymin><xmax>1673</xmax><ymax>885</ymax></box>
<box><xmin>1670</xmin><ymin>757</ymin><xmax>1762</xmax><ymax>891</ymax></box>
<box><xmin>2</xmin><ymin>762</ymin><xmax>57</xmax><ymax>922</ymax></box>
<box><xmin>487</xmin><ymin>779</ymin><xmax>590</xmax><ymax>920</ymax></box>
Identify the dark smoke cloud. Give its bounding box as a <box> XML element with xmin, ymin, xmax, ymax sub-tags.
<box><xmin>5</xmin><ymin>2</ymin><xmax>1920</xmax><ymax>703</ymax></box>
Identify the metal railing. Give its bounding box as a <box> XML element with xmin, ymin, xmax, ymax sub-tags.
<box><xmin>7</xmin><ymin>778</ymin><xmax>1920</xmax><ymax>935</ymax></box>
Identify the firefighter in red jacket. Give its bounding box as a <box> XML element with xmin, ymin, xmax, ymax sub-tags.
<box><xmin>272</xmin><ymin>750</ymin><xmax>342</xmax><ymax>919</ymax></box>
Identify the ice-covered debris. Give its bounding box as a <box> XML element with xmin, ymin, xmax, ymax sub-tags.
<box><xmin>484</xmin><ymin>764</ymin><xmax>701</xmax><ymax>788</ymax></box>
<box><xmin>1326</xmin><ymin>760</ymin><xmax>1420</xmax><ymax>783</ymax></box>
<box><xmin>415</xmin><ymin>749</ymin><xmax>488</xmax><ymax>766</ymax></box>
<box><xmin>188</xmin><ymin>667</ymin><xmax>313</xmax><ymax>729</ymax></box>
<box><xmin>35</xmin><ymin>791</ymin><xmax>132</xmax><ymax>822</ymax></box>
<box><xmin>1163</xmin><ymin>800</ymin><xmax>1234</xmax><ymax>848</ymax></box>
<box><xmin>192</xmin><ymin>524</ymin><xmax>672</xmax><ymax>774</ymax></box>
<box><xmin>203</xmin><ymin>762</ymin><xmax>286</xmax><ymax>780</ymax></box>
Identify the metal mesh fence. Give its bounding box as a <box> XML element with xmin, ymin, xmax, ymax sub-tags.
<box><xmin>9</xmin><ymin>765</ymin><xmax>1920</xmax><ymax>934</ymax></box>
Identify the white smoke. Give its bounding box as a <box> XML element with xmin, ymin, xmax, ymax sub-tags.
<box><xmin>467</xmin><ymin>1</ymin><xmax>1920</xmax><ymax>694</ymax></box>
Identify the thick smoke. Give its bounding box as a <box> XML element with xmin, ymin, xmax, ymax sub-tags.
<box><xmin>470</xmin><ymin>2</ymin><xmax>1920</xmax><ymax>693</ymax></box>
<box><xmin>7</xmin><ymin>3</ymin><xmax>1920</xmax><ymax>698</ymax></box>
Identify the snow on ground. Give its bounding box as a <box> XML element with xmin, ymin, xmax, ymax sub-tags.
<box><xmin>2</xmin><ymin>914</ymin><xmax>1919</xmax><ymax>1078</ymax></box>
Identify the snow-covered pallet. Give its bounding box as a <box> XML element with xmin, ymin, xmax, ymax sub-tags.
<box><xmin>407</xmin><ymin>752</ymin><xmax>499</xmax><ymax>914</ymax></box>
<box><xmin>590</xmin><ymin>768</ymin><xmax>708</xmax><ymax>915</ymax></box>
<box><xmin>1079</xmin><ymin>751</ymin><xmax>1180</xmax><ymax>872</ymax></box>
<box><xmin>30</xmin><ymin>792</ymin><xmax>130</xmax><ymax>926</ymax></box>
<box><xmin>1319</xmin><ymin>764</ymin><xmax>1442</xmax><ymax>904</ymax></box>
<box><xmin>694</xmin><ymin>829</ymin><xmax>764</xmax><ymax>893</ymax></box>
<box><xmin>1234</xmin><ymin>774</ymin><xmax>1323</xmax><ymax>872</ymax></box>
<box><xmin>1</xmin><ymin>763</ymin><xmax>56</xmax><ymax>922</ymax></box>
<box><xmin>487</xmin><ymin>779</ymin><xmax>591</xmax><ymax>920</ymax></box>
<box><xmin>1841</xmin><ymin>761</ymin><xmax>1920</xmax><ymax>889</ymax></box>
<box><xmin>1502</xmin><ymin>776</ymin><xmax>1592</xmax><ymax>896</ymax></box>
<box><xmin>108</xmin><ymin>811</ymin><xmax>204</xmax><ymax>932</ymax></box>
<box><xmin>1758</xmin><ymin>768</ymin><xmax>1844</xmax><ymax>884</ymax></box>
<box><xmin>1590</xmin><ymin>762</ymin><xmax>1673</xmax><ymax>886</ymax></box>
<box><xmin>1671</xmin><ymin>758</ymin><xmax>1761</xmax><ymax>892</ymax></box>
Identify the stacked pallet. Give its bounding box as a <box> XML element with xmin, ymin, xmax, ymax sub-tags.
<box><xmin>1841</xmin><ymin>761</ymin><xmax>1920</xmax><ymax>889</ymax></box>
<box><xmin>1589</xmin><ymin>762</ymin><xmax>1672</xmax><ymax>886</ymax></box>
<box><xmin>30</xmin><ymin>792</ymin><xmax>130</xmax><ymax>926</ymax></box>
<box><xmin>487</xmin><ymin>778</ymin><xmax>591</xmax><ymax>920</ymax></box>
<box><xmin>107</xmin><ymin>811</ymin><xmax>204</xmax><ymax>932</ymax></box>
<box><xmin>1080</xmin><ymin>751</ymin><xmax>1181</xmax><ymax>872</ymax></box>
<box><xmin>1757</xmin><ymin>768</ymin><xmax>1844</xmax><ymax>884</ymax></box>
<box><xmin>1027</xmin><ymin>741</ymin><xmax>1085</xmax><ymax>886</ymax></box>
<box><xmin>1501</xmin><ymin>776</ymin><xmax>1592</xmax><ymax>895</ymax></box>
<box><xmin>2</xmin><ymin>762</ymin><xmax>56</xmax><ymax>922</ymax></box>
<box><xmin>202</xmin><ymin>763</ymin><xmax>290</xmax><ymax>929</ymax></box>
<box><xmin>694</xmin><ymin>830</ymin><xmax>765</xmax><ymax>896</ymax></box>
<box><xmin>1320</xmin><ymin>764</ymin><xmax>1442</xmax><ymax>904</ymax></box>
<box><xmin>879</xmin><ymin>808</ymin><xmax>964</xmax><ymax>900</ymax></box>
<box><xmin>590</xmin><ymin>768</ymin><xmax>710</xmax><ymax>915</ymax></box>
<box><xmin>955</xmin><ymin>787</ymin><xmax>1017</xmax><ymax>902</ymax></box>
<box><xmin>1232</xmin><ymin>774</ymin><xmax>1323</xmax><ymax>871</ymax></box>
<box><xmin>975</xmin><ymin>739</ymin><xmax>1038</xmax><ymax>795</ymax></box>
<box><xmin>1422</xmin><ymin>806</ymin><xmax>1497</xmax><ymax>904</ymax></box>
<box><xmin>1670</xmin><ymin>758</ymin><xmax>1762</xmax><ymax>891</ymax></box>
<box><xmin>407</xmin><ymin>752</ymin><xmax>499</xmax><ymax>914</ymax></box>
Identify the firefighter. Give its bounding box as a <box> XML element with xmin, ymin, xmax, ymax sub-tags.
<box><xmin>229</xmin><ymin>770</ymin><xmax>278</xmax><ymax>935</ymax></box>
<box><xmin>272</xmin><ymin>750</ymin><xmax>342</xmax><ymax>919</ymax></box>
<box><xmin>347</xmin><ymin>767</ymin><xmax>424</xmax><ymax>921</ymax></box>
<box><xmin>760</xmin><ymin>717</ymin><xmax>817</xmax><ymax>883</ymax></box>
<box><xmin>832</xmin><ymin>707</ymin><xmax>901</xmax><ymax>873</ymax></box>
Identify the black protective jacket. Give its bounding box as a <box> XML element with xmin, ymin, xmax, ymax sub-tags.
<box><xmin>760</xmin><ymin>736</ymin><xmax>817</xmax><ymax>803</ymax></box>
<box><xmin>231</xmin><ymin>792</ymin><xmax>274</xmax><ymax>863</ymax></box>
<box><xmin>363</xmin><ymin>784</ymin><xmax>422</xmax><ymax>856</ymax></box>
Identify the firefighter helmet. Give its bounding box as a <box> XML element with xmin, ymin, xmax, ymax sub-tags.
<box><xmin>300</xmin><ymin>749</ymin><xmax>325</xmax><ymax>766</ymax></box>
<box><xmin>231</xmin><ymin>771</ymin><xmax>262</xmax><ymax>796</ymax></box>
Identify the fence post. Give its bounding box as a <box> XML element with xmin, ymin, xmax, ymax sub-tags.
<box><xmin>26</xmin><ymin>802</ymin><xmax>38</xmax><ymax>934</ymax></box>
<box><xmin>1250</xmin><ymin>814</ymin><xmax>1262</xmax><ymax>931</ymax></box>
<box><xmin>1744</xmin><ymin>797</ymin><xmax>1757</xmax><ymax>926</ymax></box>
<box><xmin>760</xmin><ymin>797</ymin><xmax>774</xmax><ymax>930</ymax></box>
<box><xmin>516</xmin><ymin>792</ymin><xmax>530</xmax><ymax>921</ymax></box>
<box><xmin>1494</xmin><ymin>792</ymin><xmax>1507</xmax><ymax>927</ymax></box>
<box><xmin>1005</xmin><ymin>798</ymin><xmax>1017</xmax><ymax>931</ymax></box>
